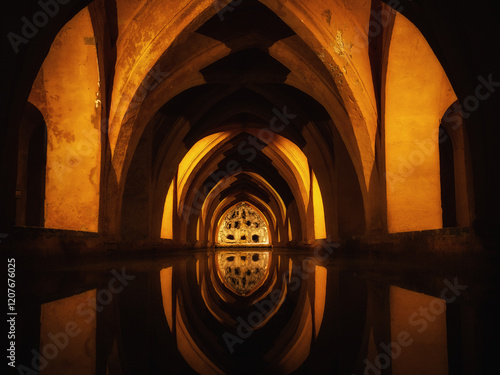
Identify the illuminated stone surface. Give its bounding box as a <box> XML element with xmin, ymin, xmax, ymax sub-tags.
<box><xmin>28</xmin><ymin>8</ymin><xmax>101</xmax><ymax>232</ymax></box>
<box><xmin>216</xmin><ymin>250</ymin><xmax>270</xmax><ymax>295</ymax></box>
<box><xmin>217</xmin><ymin>203</ymin><xmax>269</xmax><ymax>245</ymax></box>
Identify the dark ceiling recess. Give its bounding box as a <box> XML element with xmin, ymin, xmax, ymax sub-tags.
<box><xmin>196</xmin><ymin>0</ymin><xmax>296</xmax><ymax>48</ymax></box>
<box><xmin>200</xmin><ymin>48</ymin><xmax>291</xmax><ymax>84</ymax></box>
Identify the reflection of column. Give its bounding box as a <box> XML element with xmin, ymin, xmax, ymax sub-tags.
<box><xmin>40</xmin><ymin>290</ymin><xmax>96</xmax><ymax>375</ymax></box>
<box><xmin>390</xmin><ymin>286</ymin><xmax>448</xmax><ymax>375</ymax></box>
<box><xmin>314</xmin><ymin>266</ymin><xmax>327</xmax><ymax>338</ymax></box>
<box><xmin>160</xmin><ymin>267</ymin><xmax>174</xmax><ymax>331</ymax></box>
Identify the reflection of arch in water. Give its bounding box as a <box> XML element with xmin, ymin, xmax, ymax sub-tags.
<box><xmin>215</xmin><ymin>250</ymin><xmax>271</xmax><ymax>296</ymax></box>
<box><xmin>155</xmin><ymin>255</ymin><xmax>371</xmax><ymax>374</ymax></box>
<box><xmin>216</xmin><ymin>202</ymin><xmax>270</xmax><ymax>246</ymax></box>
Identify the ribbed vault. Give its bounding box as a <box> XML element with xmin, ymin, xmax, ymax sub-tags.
<box><xmin>7</xmin><ymin>0</ymin><xmax>473</xmax><ymax>246</ymax></box>
<box><xmin>116</xmin><ymin>0</ymin><xmax>373</xmax><ymax>246</ymax></box>
<box><xmin>108</xmin><ymin>0</ymin><xmax>380</xmax><ymax>244</ymax></box>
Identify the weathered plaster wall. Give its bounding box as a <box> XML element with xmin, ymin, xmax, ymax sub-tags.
<box><xmin>384</xmin><ymin>12</ymin><xmax>457</xmax><ymax>233</ymax></box>
<box><xmin>28</xmin><ymin>8</ymin><xmax>101</xmax><ymax>232</ymax></box>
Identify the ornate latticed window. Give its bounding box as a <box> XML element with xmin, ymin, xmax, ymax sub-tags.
<box><xmin>217</xmin><ymin>202</ymin><xmax>269</xmax><ymax>245</ymax></box>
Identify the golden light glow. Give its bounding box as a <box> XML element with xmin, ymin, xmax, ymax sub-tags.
<box><xmin>26</xmin><ymin>0</ymin><xmax>466</xmax><ymax>245</ymax></box>
<box><xmin>312</xmin><ymin>172</ymin><xmax>327</xmax><ymax>239</ymax></box>
<box><xmin>390</xmin><ymin>286</ymin><xmax>449</xmax><ymax>374</ymax></box>
<box><xmin>314</xmin><ymin>266</ymin><xmax>327</xmax><ymax>338</ymax></box>
<box><xmin>177</xmin><ymin>132</ymin><xmax>231</xmax><ymax>207</ymax></box>
<box><xmin>216</xmin><ymin>202</ymin><xmax>270</xmax><ymax>246</ymax></box>
<box><xmin>160</xmin><ymin>267</ymin><xmax>173</xmax><ymax>331</ymax></box>
<box><xmin>245</xmin><ymin>172</ymin><xmax>287</xmax><ymax>223</ymax></box>
<box><xmin>268</xmin><ymin>295</ymin><xmax>312</xmax><ymax>373</ymax></box>
<box><xmin>216</xmin><ymin>250</ymin><xmax>271</xmax><ymax>295</ymax></box>
<box><xmin>209</xmin><ymin>196</ymin><xmax>276</xmax><ymax>245</ymax></box>
<box><xmin>40</xmin><ymin>290</ymin><xmax>96</xmax><ymax>374</ymax></box>
<box><xmin>243</xmin><ymin>195</ymin><xmax>277</xmax><ymax>228</ymax></box>
<box><xmin>29</xmin><ymin>7</ymin><xmax>100</xmax><ymax>232</ymax></box>
<box><xmin>176</xmin><ymin>298</ymin><xmax>222</xmax><ymax>375</ymax></box>
<box><xmin>201</xmin><ymin>174</ymin><xmax>282</xmax><ymax>231</ymax></box>
<box><xmin>200</xmin><ymin>176</ymin><xmax>236</xmax><ymax>223</ymax></box>
<box><xmin>200</xmin><ymin>277</ymin><xmax>234</xmax><ymax>325</ymax></box>
<box><xmin>259</xmin><ymin>133</ymin><xmax>311</xmax><ymax>209</ymax></box>
<box><xmin>160</xmin><ymin>180</ymin><xmax>175</xmax><ymax>239</ymax></box>
<box><xmin>10</xmin><ymin>0</ymin><xmax>479</xmax><ymax>371</ymax></box>
<box><xmin>384</xmin><ymin>12</ymin><xmax>457</xmax><ymax>233</ymax></box>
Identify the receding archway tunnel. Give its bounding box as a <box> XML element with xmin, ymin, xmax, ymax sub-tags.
<box><xmin>120</xmin><ymin>76</ymin><xmax>365</xmax><ymax>246</ymax></box>
<box><xmin>118</xmin><ymin>7</ymin><xmax>368</xmax><ymax>245</ymax></box>
<box><xmin>113</xmin><ymin>0</ymin><xmax>370</xmax><ymax>246</ymax></box>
